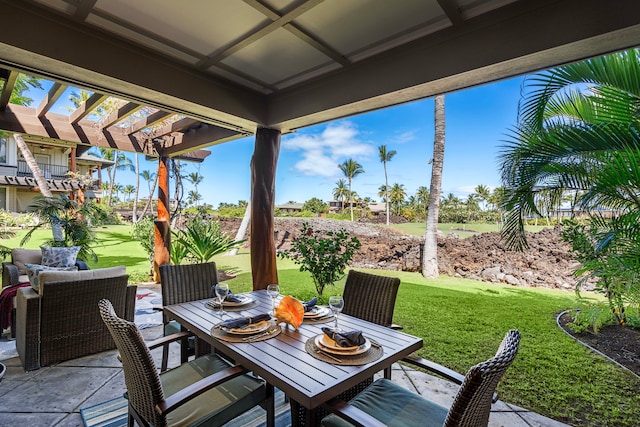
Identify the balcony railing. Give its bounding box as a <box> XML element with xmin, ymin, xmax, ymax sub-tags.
<box><xmin>17</xmin><ymin>160</ymin><xmax>69</xmax><ymax>180</ymax></box>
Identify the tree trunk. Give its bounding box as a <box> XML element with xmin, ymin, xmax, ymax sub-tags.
<box><xmin>384</xmin><ymin>164</ymin><xmax>390</xmax><ymax>225</ymax></box>
<box><xmin>14</xmin><ymin>134</ymin><xmax>63</xmax><ymax>242</ymax></box>
<box><xmin>140</xmin><ymin>172</ymin><xmax>159</xmax><ymax>219</ymax></box>
<box><xmin>227</xmin><ymin>202</ymin><xmax>251</xmax><ymax>256</ymax></box>
<box><xmin>107</xmin><ymin>150</ymin><xmax>118</xmax><ymax>207</ymax></box>
<box><xmin>423</xmin><ymin>95</ymin><xmax>446</xmax><ymax>278</ymax></box>
<box><xmin>132</xmin><ymin>154</ymin><xmax>139</xmax><ymax>223</ymax></box>
<box><xmin>348</xmin><ymin>178</ymin><xmax>354</xmax><ymax>221</ymax></box>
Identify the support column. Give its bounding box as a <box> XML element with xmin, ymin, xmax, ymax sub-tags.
<box><xmin>251</xmin><ymin>127</ymin><xmax>280</xmax><ymax>290</ymax></box>
<box><xmin>153</xmin><ymin>155</ymin><xmax>171</xmax><ymax>282</ymax></box>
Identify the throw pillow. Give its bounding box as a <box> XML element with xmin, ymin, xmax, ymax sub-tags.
<box><xmin>41</xmin><ymin>246</ymin><xmax>81</xmax><ymax>268</ymax></box>
<box><xmin>26</xmin><ymin>264</ymin><xmax>78</xmax><ymax>293</ymax></box>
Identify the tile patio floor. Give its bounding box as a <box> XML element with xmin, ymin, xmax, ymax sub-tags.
<box><xmin>0</xmin><ymin>285</ymin><xmax>571</xmax><ymax>427</ymax></box>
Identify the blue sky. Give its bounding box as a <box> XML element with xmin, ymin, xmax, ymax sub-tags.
<box><xmin>31</xmin><ymin>74</ymin><xmax>528</xmax><ymax>207</ymax></box>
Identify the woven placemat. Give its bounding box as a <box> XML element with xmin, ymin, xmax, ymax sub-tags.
<box><xmin>211</xmin><ymin>321</ymin><xmax>281</xmax><ymax>343</ymax></box>
<box><xmin>205</xmin><ymin>299</ymin><xmax>261</xmax><ymax>312</ymax></box>
<box><xmin>303</xmin><ymin>315</ymin><xmax>335</xmax><ymax>325</ymax></box>
<box><xmin>305</xmin><ymin>336</ymin><xmax>383</xmax><ymax>366</ymax></box>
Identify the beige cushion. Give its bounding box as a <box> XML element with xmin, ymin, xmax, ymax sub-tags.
<box><xmin>11</xmin><ymin>249</ymin><xmax>42</xmax><ymax>275</ymax></box>
<box><xmin>37</xmin><ymin>266</ymin><xmax>127</xmax><ymax>295</ymax></box>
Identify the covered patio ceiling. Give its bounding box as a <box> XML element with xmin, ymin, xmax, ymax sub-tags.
<box><xmin>0</xmin><ymin>0</ymin><xmax>638</xmax><ymax>158</ymax></box>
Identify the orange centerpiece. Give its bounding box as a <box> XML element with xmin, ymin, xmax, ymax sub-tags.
<box><xmin>274</xmin><ymin>295</ymin><xmax>304</xmax><ymax>329</ymax></box>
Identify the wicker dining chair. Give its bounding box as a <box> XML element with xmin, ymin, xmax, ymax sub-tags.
<box><xmin>158</xmin><ymin>262</ymin><xmax>219</xmax><ymax>370</ymax></box>
<box><xmin>98</xmin><ymin>299</ymin><xmax>274</xmax><ymax>427</ymax></box>
<box><xmin>321</xmin><ymin>330</ymin><xmax>521</xmax><ymax>427</ymax></box>
<box><xmin>342</xmin><ymin>269</ymin><xmax>401</xmax><ymax>378</ymax></box>
<box><xmin>342</xmin><ymin>270</ymin><xmax>401</xmax><ymax>328</ymax></box>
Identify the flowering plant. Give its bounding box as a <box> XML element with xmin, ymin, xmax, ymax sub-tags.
<box><xmin>279</xmin><ymin>222</ymin><xmax>361</xmax><ymax>295</ymax></box>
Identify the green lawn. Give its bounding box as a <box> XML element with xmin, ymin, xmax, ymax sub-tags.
<box><xmin>391</xmin><ymin>222</ymin><xmax>550</xmax><ymax>237</ymax></box>
<box><xmin>4</xmin><ymin>225</ymin><xmax>639</xmax><ymax>426</ymax></box>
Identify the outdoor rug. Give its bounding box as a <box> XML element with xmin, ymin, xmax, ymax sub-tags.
<box><xmin>134</xmin><ymin>288</ymin><xmax>163</xmax><ymax>329</ymax></box>
<box><xmin>81</xmin><ymin>388</ymin><xmax>291</xmax><ymax>427</ymax></box>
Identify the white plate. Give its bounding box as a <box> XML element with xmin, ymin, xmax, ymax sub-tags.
<box><xmin>315</xmin><ymin>334</ymin><xmax>371</xmax><ymax>355</ymax></box>
<box><xmin>304</xmin><ymin>306</ymin><xmax>331</xmax><ymax>318</ymax></box>
<box><xmin>222</xmin><ymin>320</ymin><xmax>271</xmax><ymax>335</ymax></box>
<box><xmin>212</xmin><ymin>295</ymin><xmax>253</xmax><ymax>307</ymax></box>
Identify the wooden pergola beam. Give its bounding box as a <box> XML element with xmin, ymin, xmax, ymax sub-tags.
<box><xmin>160</xmin><ymin>124</ymin><xmax>242</xmax><ymax>157</ymax></box>
<box><xmin>148</xmin><ymin>117</ymin><xmax>199</xmax><ymax>139</ymax></box>
<box><xmin>36</xmin><ymin>82</ymin><xmax>66</xmax><ymax>117</ymax></box>
<box><xmin>0</xmin><ymin>104</ymin><xmax>213</xmax><ymax>161</ymax></box>
<box><xmin>96</xmin><ymin>101</ymin><xmax>143</xmax><ymax>129</ymax></box>
<box><xmin>127</xmin><ymin>110</ymin><xmax>172</xmax><ymax>135</ymax></box>
<box><xmin>69</xmin><ymin>92</ymin><xmax>108</xmax><ymax>123</ymax></box>
<box><xmin>0</xmin><ymin>70</ymin><xmax>18</xmax><ymax>111</ymax></box>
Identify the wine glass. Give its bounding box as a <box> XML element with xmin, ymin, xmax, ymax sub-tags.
<box><xmin>215</xmin><ymin>283</ymin><xmax>229</xmax><ymax>316</ymax></box>
<box><xmin>328</xmin><ymin>296</ymin><xmax>344</xmax><ymax>331</ymax></box>
<box><xmin>267</xmin><ymin>284</ymin><xmax>280</xmax><ymax>315</ymax></box>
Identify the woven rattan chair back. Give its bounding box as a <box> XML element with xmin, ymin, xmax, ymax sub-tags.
<box><xmin>444</xmin><ymin>329</ymin><xmax>521</xmax><ymax>427</ymax></box>
<box><xmin>99</xmin><ymin>299</ymin><xmax>166</xmax><ymax>427</ymax></box>
<box><xmin>159</xmin><ymin>262</ymin><xmax>218</xmax><ymax>308</ymax></box>
<box><xmin>342</xmin><ymin>270</ymin><xmax>400</xmax><ymax>327</ymax></box>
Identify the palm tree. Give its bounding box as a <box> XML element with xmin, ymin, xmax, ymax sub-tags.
<box><xmin>123</xmin><ymin>185</ymin><xmax>135</xmax><ymax>202</ymax></box>
<box><xmin>500</xmin><ymin>48</ymin><xmax>640</xmax><ymax>251</ymax></box>
<box><xmin>186</xmin><ymin>171</ymin><xmax>204</xmax><ymax>206</ymax></box>
<box><xmin>9</xmin><ymin>74</ymin><xmax>43</xmax><ymax>106</ymax></box>
<box><xmin>132</xmin><ymin>153</ymin><xmax>140</xmax><ymax>223</ymax></box>
<box><xmin>187</xmin><ymin>190</ymin><xmax>202</xmax><ymax>207</ymax></box>
<box><xmin>474</xmin><ymin>184</ymin><xmax>491</xmax><ymax>211</ymax></box>
<box><xmin>332</xmin><ymin>179</ymin><xmax>349</xmax><ymax>209</ymax></box>
<box><xmin>338</xmin><ymin>159</ymin><xmax>365</xmax><ymax>221</ymax></box>
<box><xmin>423</xmin><ymin>94</ymin><xmax>446</xmax><ymax>278</ymax></box>
<box><xmin>108</xmin><ymin>152</ymin><xmax>134</xmax><ymax>206</ymax></box>
<box><xmin>379</xmin><ymin>145</ymin><xmax>397</xmax><ymax>225</ymax></box>
<box><xmin>138</xmin><ymin>169</ymin><xmax>157</xmax><ymax>218</ymax></box>
<box><xmin>389</xmin><ymin>183</ymin><xmax>406</xmax><ymax>216</ymax></box>
<box><xmin>415</xmin><ymin>186</ymin><xmax>430</xmax><ymax>219</ymax></box>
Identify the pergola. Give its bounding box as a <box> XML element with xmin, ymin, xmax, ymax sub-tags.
<box><xmin>0</xmin><ymin>0</ymin><xmax>639</xmax><ymax>288</ymax></box>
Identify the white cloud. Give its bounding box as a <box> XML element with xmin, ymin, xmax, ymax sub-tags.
<box><xmin>392</xmin><ymin>130</ymin><xmax>417</xmax><ymax>144</ymax></box>
<box><xmin>283</xmin><ymin>122</ymin><xmax>374</xmax><ymax>176</ymax></box>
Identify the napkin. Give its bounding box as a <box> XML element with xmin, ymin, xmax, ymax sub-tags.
<box><xmin>302</xmin><ymin>297</ymin><xmax>317</xmax><ymax>312</ymax></box>
<box><xmin>221</xmin><ymin>313</ymin><xmax>271</xmax><ymax>330</ymax></box>
<box><xmin>212</xmin><ymin>284</ymin><xmax>242</xmax><ymax>303</ymax></box>
<box><xmin>322</xmin><ymin>327</ymin><xmax>366</xmax><ymax>347</ymax></box>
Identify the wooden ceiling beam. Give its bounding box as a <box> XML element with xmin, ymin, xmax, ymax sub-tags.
<box><xmin>0</xmin><ymin>70</ymin><xmax>18</xmax><ymax>111</ymax></box>
<box><xmin>198</xmin><ymin>0</ymin><xmax>325</xmax><ymax>68</ymax></box>
<box><xmin>97</xmin><ymin>102</ymin><xmax>143</xmax><ymax>129</ymax></box>
<box><xmin>36</xmin><ymin>82</ymin><xmax>66</xmax><ymax>117</ymax></box>
<box><xmin>72</xmin><ymin>0</ymin><xmax>97</xmax><ymax>22</ymax></box>
<box><xmin>69</xmin><ymin>92</ymin><xmax>108</xmax><ymax>123</ymax></box>
<box><xmin>127</xmin><ymin>110</ymin><xmax>172</xmax><ymax>135</ymax></box>
<box><xmin>437</xmin><ymin>0</ymin><xmax>463</xmax><ymax>25</ymax></box>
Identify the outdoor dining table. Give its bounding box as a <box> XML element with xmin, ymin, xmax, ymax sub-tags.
<box><xmin>164</xmin><ymin>289</ymin><xmax>423</xmax><ymax>426</ymax></box>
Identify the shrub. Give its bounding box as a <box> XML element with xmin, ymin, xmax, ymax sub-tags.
<box><xmin>278</xmin><ymin>222</ymin><xmax>361</xmax><ymax>296</ymax></box>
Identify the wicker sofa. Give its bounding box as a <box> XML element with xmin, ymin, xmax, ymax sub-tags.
<box><xmin>16</xmin><ymin>266</ymin><xmax>136</xmax><ymax>371</ymax></box>
<box><xmin>2</xmin><ymin>248</ymin><xmax>90</xmax><ymax>288</ymax></box>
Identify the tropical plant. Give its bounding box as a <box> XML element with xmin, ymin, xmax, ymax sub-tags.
<box><xmin>278</xmin><ymin>222</ymin><xmax>361</xmax><ymax>296</ymax></box>
<box><xmin>379</xmin><ymin>145</ymin><xmax>397</xmax><ymax>225</ymax></box>
<box><xmin>21</xmin><ymin>195</ymin><xmax>106</xmax><ymax>262</ymax></box>
<box><xmin>389</xmin><ymin>183</ymin><xmax>407</xmax><ymax>215</ymax></box>
<box><xmin>338</xmin><ymin>158</ymin><xmax>365</xmax><ymax>221</ymax></box>
<box><xmin>500</xmin><ymin>48</ymin><xmax>640</xmax><ymax>325</ymax></box>
<box><xmin>186</xmin><ymin>171</ymin><xmax>204</xmax><ymax>206</ymax></box>
<box><xmin>123</xmin><ymin>184</ymin><xmax>135</xmax><ymax>202</ymax></box>
<box><xmin>131</xmin><ymin>216</ymin><xmax>155</xmax><ymax>273</ymax></box>
<box><xmin>423</xmin><ymin>94</ymin><xmax>446</xmax><ymax>278</ymax></box>
<box><xmin>172</xmin><ymin>212</ymin><xmax>244</xmax><ymax>263</ymax></box>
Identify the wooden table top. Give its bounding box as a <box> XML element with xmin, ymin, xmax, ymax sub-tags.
<box><xmin>165</xmin><ymin>290</ymin><xmax>423</xmax><ymax>410</ymax></box>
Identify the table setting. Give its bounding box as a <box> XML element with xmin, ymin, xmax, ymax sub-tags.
<box><xmin>211</xmin><ymin>313</ymin><xmax>282</xmax><ymax>342</ymax></box>
<box><xmin>305</xmin><ymin>327</ymin><xmax>383</xmax><ymax>365</ymax></box>
<box><xmin>205</xmin><ymin>283</ymin><xmax>260</xmax><ymax>311</ymax></box>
